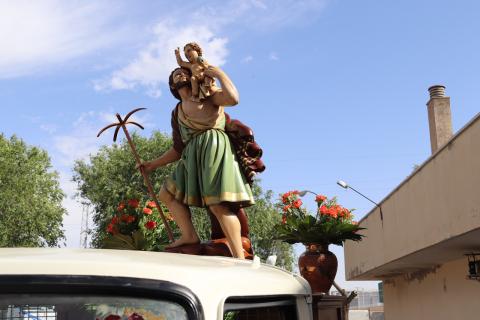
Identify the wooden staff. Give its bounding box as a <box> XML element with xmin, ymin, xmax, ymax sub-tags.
<box><xmin>97</xmin><ymin>107</ymin><xmax>174</xmax><ymax>242</ymax></box>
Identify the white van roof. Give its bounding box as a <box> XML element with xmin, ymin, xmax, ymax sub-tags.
<box><xmin>0</xmin><ymin>248</ymin><xmax>311</xmax><ymax>319</ymax></box>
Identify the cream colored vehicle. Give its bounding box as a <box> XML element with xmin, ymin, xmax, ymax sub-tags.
<box><xmin>0</xmin><ymin>248</ymin><xmax>313</xmax><ymax>320</ymax></box>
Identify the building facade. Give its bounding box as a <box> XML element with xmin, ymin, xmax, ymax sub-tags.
<box><xmin>344</xmin><ymin>86</ymin><xmax>480</xmax><ymax>320</ymax></box>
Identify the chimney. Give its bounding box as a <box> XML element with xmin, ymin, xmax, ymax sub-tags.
<box><xmin>426</xmin><ymin>85</ymin><xmax>453</xmax><ymax>154</ymax></box>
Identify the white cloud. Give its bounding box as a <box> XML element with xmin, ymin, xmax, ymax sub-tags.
<box><xmin>269</xmin><ymin>52</ymin><xmax>279</xmax><ymax>61</ymax></box>
<box><xmin>94</xmin><ymin>21</ymin><xmax>228</xmax><ymax>98</ymax></box>
<box><xmin>238</xmin><ymin>0</ymin><xmax>329</xmax><ymax>29</ymax></box>
<box><xmin>40</xmin><ymin>124</ymin><xmax>57</xmax><ymax>134</ymax></box>
<box><xmin>0</xmin><ymin>0</ymin><xmax>128</xmax><ymax>78</ymax></box>
<box><xmin>194</xmin><ymin>0</ymin><xmax>329</xmax><ymax>31</ymax></box>
<box><xmin>250</xmin><ymin>0</ymin><xmax>268</xmax><ymax>10</ymax></box>
<box><xmin>53</xmin><ymin>109</ymin><xmax>152</xmax><ymax>166</ymax></box>
<box><xmin>92</xmin><ymin>1</ymin><xmax>328</xmax><ymax>96</ymax></box>
<box><xmin>242</xmin><ymin>55</ymin><xmax>254</xmax><ymax>63</ymax></box>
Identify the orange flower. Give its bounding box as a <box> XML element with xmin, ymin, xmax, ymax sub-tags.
<box><xmin>145</xmin><ymin>221</ymin><xmax>157</xmax><ymax>230</ymax></box>
<box><xmin>128</xmin><ymin>199</ymin><xmax>140</xmax><ymax>208</ymax></box>
<box><xmin>328</xmin><ymin>207</ymin><xmax>338</xmax><ymax>218</ymax></box>
<box><xmin>282</xmin><ymin>192</ymin><xmax>291</xmax><ymax>204</ymax></box>
<box><xmin>283</xmin><ymin>204</ymin><xmax>291</xmax><ymax>212</ymax></box>
<box><xmin>338</xmin><ymin>207</ymin><xmax>349</xmax><ymax>218</ymax></box>
<box><xmin>127</xmin><ymin>215</ymin><xmax>136</xmax><ymax>223</ymax></box>
<box><xmin>293</xmin><ymin>199</ymin><xmax>303</xmax><ymax>209</ymax></box>
<box><xmin>143</xmin><ymin>207</ymin><xmax>153</xmax><ymax>215</ymax></box>
<box><xmin>146</xmin><ymin>201</ymin><xmax>156</xmax><ymax>208</ymax></box>
<box><xmin>282</xmin><ymin>215</ymin><xmax>287</xmax><ymax>225</ymax></box>
<box><xmin>315</xmin><ymin>195</ymin><xmax>327</xmax><ymax>203</ymax></box>
<box><xmin>117</xmin><ymin>202</ymin><xmax>125</xmax><ymax>212</ymax></box>
<box><xmin>166</xmin><ymin>214</ymin><xmax>174</xmax><ymax>221</ymax></box>
<box><xmin>319</xmin><ymin>205</ymin><xmax>328</xmax><ymax>215</ymax></box>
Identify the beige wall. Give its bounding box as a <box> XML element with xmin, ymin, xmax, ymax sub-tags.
<box><xmin>383</xmin><ymin>257</ymin><xmax>479</xmax><ymax>320</ymax></box>
<box><xmin>345</xmin><ymin>113</ymin><xmax>480</xmax><ymax>280</ymax></box>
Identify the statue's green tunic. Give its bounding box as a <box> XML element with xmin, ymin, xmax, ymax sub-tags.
<box><xmin>165</xmin><ymin>104</ymin><xmax>255</xmax><ymax>208</ymax></box>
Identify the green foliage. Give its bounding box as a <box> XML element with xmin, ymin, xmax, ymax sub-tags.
<box><xmin>73</xmin><ymin>131</ymin><xmax>294</xmax><ymax>269</ymax></box>
<box><xmin>73</xmin><ymin>131</ymin><xmax>180</xmax><ymax>248</ymax></box>
<box><xmin>0</xmin><ymin>134</ymin><xmax>65</xmax><ymax>247</ymax></box>
<box><xmin>245</xmin><ymin>183</ymin><xmax>294</xmax><ymax>271</ymax></box>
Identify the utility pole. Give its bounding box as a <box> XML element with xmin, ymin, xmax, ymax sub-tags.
<box><xmin>79</xmin><ymin>204</ymin><xmax>90</xmax><ymax>248</ymax></box>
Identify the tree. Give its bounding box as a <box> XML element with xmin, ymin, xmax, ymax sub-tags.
<box><xmin>73</xmin><ymin>131</ymin><xmax>178</xmax><ymax>248</ymax></box>
<box><xmin>73</xmin><ymin>131</ymin><xmax>293</xmax><ymax>269</ymax></box>
<box><xmin>245</xmin><ymin>184</ymin><xmax>295</xmax><ymax>271</ymax></box>
<box><xmin>0</xmin><ymin>134</ymin><xmax>66</xmax><ymax>247</ymax></box>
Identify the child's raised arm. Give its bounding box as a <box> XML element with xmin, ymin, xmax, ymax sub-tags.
<box><xmin>175</xmin><ymin>47</ymin><xmax>191</xmax><ymax>69</ymax></box>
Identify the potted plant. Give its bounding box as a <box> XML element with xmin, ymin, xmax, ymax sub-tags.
<box><xmin>274</xmin><ymin>190</ymin><xmax>365</xmax><ymax>293</ymax></box>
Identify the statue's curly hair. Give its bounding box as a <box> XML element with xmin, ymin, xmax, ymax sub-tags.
<box><xmin>169</xmin><ymin>67</ymin><xmax>192</xmax><ymax>100</ymax></box>
<box><xmin>184</xmin><ymin>42</ymin><xmax>203</xmax><ymax>56</ymax></box>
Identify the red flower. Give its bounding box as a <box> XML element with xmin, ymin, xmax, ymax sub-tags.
<box><xmin>282</xmin><ymin>192</ymin><xmax>291</xmax><ymax>204</ymax></box>
<box><xmin>282</xmin><ymin>215</ymin><xmax>287</xmax><ymax>225</ymax></box>
<box><xmin>145</xmin><ymin>220</ymin><xmax>157</xmax><ymax>230</ymax></box>
<box><xmin>106</xmin><ymin>223</ymin><xmax>118</xmax><ymax>235</ymax></box>
<box><xmin>146</xmin><ymin>201</ymin><xmax>156</xmax><ymax>208</ymax></box>
<box><xmin>127</xmin><ymin>215</ymin><xmax>136</xmax><ymax>223</ymax></box>
<box><xmin>128</xmin><ymin>199</ymin><xmax>140</xmax><ymax>208</ymax></box>
<box><xmin>319</xmin><ymin>205</ymin><xmax>329</xmax><ymax>215</ymax></box>
<box><xmin>315</xmin><ymin>195</ymin><xmax>327</xmax><ymax>203</ymax></box>
<box><xmin>143</xmin><ymin>207</ymin><xmax>153</xmax><ymax>215</ymax></box>
<box><xmin>283</xmin><ymin>204</ymin><xmax>291</xmax><ymax>212</ymax></box>
<box><xmin>128</xmin><ymin>313</ymin><xmax>144</xmax><ymax>320</ymax></box>
<box><xmin>293</xmin><ymin>199</ymin><xmax>303</xmax><ymax>208</ymax></box>
<box><xmin>105</xmin><ymin>315</ymin><xmax>121</xmax><ymax>320</ymax></box>
<box><xmin>111</xmin><ymin>216</ymin><xmax>119</xmax><ymax>224</ymax></box>
<box><xmin>120</xmin><ymin>214</ymin><xmax>129</xmax><ymax>222</ymax></box>
<box><xmin>117</xmin><ymin>202</ymin><xmax>125</xmax><ymax>212</ymax></box>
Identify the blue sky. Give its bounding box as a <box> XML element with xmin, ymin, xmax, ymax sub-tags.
<box><xmin>1</xmin><ymin>0</ymin><xmax>479</xmax><ymax>290</ymax></box>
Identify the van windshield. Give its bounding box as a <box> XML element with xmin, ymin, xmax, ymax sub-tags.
<box><xmin>0</xmin><ymin>295</ymin><xmax>188</xmax><ymax>320</ymax></box>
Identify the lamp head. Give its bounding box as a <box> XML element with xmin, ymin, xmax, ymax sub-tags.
<box><xmin>337</xmin><ymin>180</ymin><xmax>349</xmax><ymax>189</ymax></box>
<box><xmin>298</xmin><ymin>190</ymin><xmax>308</xmax><ymax>197</ymax></box>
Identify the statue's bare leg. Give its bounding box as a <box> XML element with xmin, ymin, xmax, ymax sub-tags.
<box><xmin>209</xmin><ymin>204</ymin><xmax>245</xmax><ymax>259</ymax></box>
<box><xmin>159</xmin><ymin>186</ymin><xmax>199</xmax><ymax>248</ymax></box>
<box><xmin>190</xmin><ymin>76</ymin><xmax>200</xmax><ymax>101</ymax></box>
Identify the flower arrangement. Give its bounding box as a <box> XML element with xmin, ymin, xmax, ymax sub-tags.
<box><xmin>274</xmin><ymin>191</ymin><xmax>364</xmax><ymax>246</ymax></box>
<box><xmin>103</xmin><ymin>198</ymin><xmax>175</xmax><ymax>250</ymax></box>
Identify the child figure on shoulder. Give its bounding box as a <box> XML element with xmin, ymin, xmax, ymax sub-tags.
<box><xmin>175</xmin><ymin>42</ymin><xmax>216</xmax><ymax>102</ymax></box>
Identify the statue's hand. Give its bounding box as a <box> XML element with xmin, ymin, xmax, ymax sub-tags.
<box><xmin>203</xmin><ymin>65</ymin><xmax>222</xmax><ymax>79</ymax></box>
<box><xmin>174</xmin><ymin>47</ymin><xmax>180</xmax><ymax>57</ymax></box>
<box><xmin>136</xmin><ymin>160</ymin><xmax>156</xmax><ymax>174</ymax></box>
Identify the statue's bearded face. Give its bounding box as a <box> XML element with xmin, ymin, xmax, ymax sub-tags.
<box><xmin>172</xmin><ymin>68</ymin><xmax>190</xmax><ymax>90</ymax></box>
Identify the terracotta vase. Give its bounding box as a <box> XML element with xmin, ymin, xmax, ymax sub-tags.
<box><xmin>298</xmin><ymin>243</ymin><xmax>338</xmax><ymax>294</ymax></box>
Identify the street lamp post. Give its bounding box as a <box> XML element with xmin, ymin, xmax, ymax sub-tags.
<box><xmin>336</xmin><ymin>180</ymin><xmax>383</xmax><ymax>221</ymax></box>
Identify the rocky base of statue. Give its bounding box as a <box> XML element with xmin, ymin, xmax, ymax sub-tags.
<box><xmin>164</xmin><ymin>237</ymin><xmax>254</xmax><ymax>260</ymax></box>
